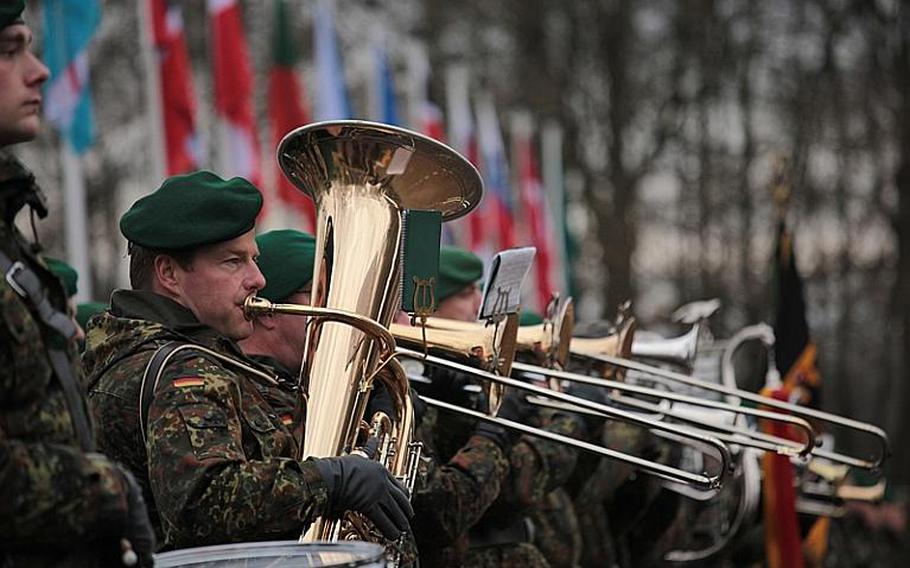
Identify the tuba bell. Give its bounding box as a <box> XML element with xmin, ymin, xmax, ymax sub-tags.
<box><xmin>264</xmin><ymin>121</ymin><xmax>482</xmax><ymax>548</ymax></box>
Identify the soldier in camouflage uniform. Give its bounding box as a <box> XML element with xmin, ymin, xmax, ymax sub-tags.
<box><xmin>0</xmin><ymin>3</ymin><xmax>155</xmax><ymax>566</ymax></box>
<box><xmin>405</xmin><ymin>246</ymin><xmax>564</xmax><ymax>567</ymax></box>
<box><xmin>85</xmin><ymin>172</ymin><xmax>412</xmax><ymax>551</ymax></box>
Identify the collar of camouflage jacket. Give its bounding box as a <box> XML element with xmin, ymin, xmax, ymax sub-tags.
<box><xmin>111</xmin><ymin>290</ymin><xmax>215</xmax><ymax>337</ymax></box>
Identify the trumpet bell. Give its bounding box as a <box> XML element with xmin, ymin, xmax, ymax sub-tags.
<box><xmin>515</xmin><ymin>296</ymin><xmax>575</xmax><ymax>368</ymax></box>
<box><xmin>569</xmin><ymin>316</ymin><xmax>637</xmax><ymax>380</ymax></box>
<box><xmin>391</xmin><ymin>314</ymin><xmax>519</xmax><ymax>414</ymax></box>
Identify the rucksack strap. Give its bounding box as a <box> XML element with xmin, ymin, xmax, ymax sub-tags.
<box><xmin>0</xmin><ymin>249</ymin><xmax>92</xmax><ymax>451</ymax></box>
<box><xmin>139</xmin><ymin>341</ymin><xmax>279</xmax><ymax>445</ymax></box>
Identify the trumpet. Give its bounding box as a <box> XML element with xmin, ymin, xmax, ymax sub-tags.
<box><xmin>390</xmin><ymin>314</ymin><xmax>518</xmax><ymax>414</ymax></box>
<box><xmin>628</xmin><ymin>323</ymin><xmax>701</xmax><ymax>371</ymax></box>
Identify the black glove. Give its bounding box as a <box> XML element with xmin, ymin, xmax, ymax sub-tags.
<box><xmin>314</xmin><ymin>450</ymin><xmax>413</xmax><ymax>541</ymax></box>
<box><xmin>367</xmin><ymin>383</ymin><xmax>426</xmax><ymax>428</ymax></box>
<box><xmin>564</xmin><ymin>380</ymin><xmax>611</xmax><ymax>436</ymax></box>
<box><xmin>473</xmin><ymin>388</ymin><xmax>534</xmax><ymax>451</ymax></box>
<box><xmin>366</xmin><ymin>382</ymin><xmax>396</xmax><ymax>420</ymax></box>
<box><xmin>117</xmin><ymin>466</ymin><xmax>156</xmax><ymax>568</ymax></box>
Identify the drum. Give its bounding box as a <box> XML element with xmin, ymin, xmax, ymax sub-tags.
<box><xmin>154</xmin><ymin>541</ymin><xmax>386</xmax><ymax>567</ymax></box>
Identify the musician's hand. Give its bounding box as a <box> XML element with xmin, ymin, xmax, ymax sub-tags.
<box><xmin>314</xmin><ymin>454</ymin><xmax>413</xmax><ymax>541</ymax></box>
<box><xmin>116</xmin><ymin>465</ymin><xmax>156</xmax><ymax>567</ymax></box>
<box><xmin>366</xmin><ymin>382</ymin><xmax>396</xmax><ymax>420</ymax></box>
<box><xmin>473</xmin><ymin>388</ymin><xmax>534</xmax><ymax>451</ymax></box>
<box><xmin>564</xmin><ymin>381</ymin><xmax>611</xmax><ymax>435</ymax></box>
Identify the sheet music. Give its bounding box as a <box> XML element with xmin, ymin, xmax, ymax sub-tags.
<box><xmin>479</xmin><ymin>246</ymin><xmax>536</xmax><ymax>319</ymax></box>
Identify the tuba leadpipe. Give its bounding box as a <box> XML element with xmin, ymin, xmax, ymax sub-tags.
<box><xmin>579</xmin><ymin>351</ymin><xmax>890</xmax><ymax>471</ymax></box>
<box><xmin>397</xmin><ymin>347</ymin><xmax>733</xmax><ymax>491</ymax></box>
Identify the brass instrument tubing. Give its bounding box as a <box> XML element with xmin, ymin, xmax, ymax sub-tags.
<box><xmin>421</xmin><ymin>396</ymin><xmax>721</xmax><ymax>490</ymax></box>
<box><xmin>398</xmin><ymin>348</ymin><xmax>732</xmax><ymax>489</ymax></box>
<box><xmin>582</xmin><ymin>352</ymin><xmax>890</xmax><ymax>471</ymax></box>
<box><xmin>513</xmin><ymin>361</ymin><xmax>816</xmax><ymax>457</ymax></box>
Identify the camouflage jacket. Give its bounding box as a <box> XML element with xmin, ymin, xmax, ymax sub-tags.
<box><xmin>411</xmin><ymin>406</ymin><xmax>511</xmax><ymax>567</ymax></box>
<box><xmin>84</xmin><ymin>290</ymin><xmax>329</xmax><ymax>550</ymax></box>
<box><xmin>0</xmin><ymin>154</ymin><xmax>132</xmax><ymax>567</ymax></box>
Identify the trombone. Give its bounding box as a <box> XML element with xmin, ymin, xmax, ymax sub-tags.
<box><xmin>573</xmin><ymin>332</ymin><xmax>890</xmax><ymax>472</ymax></box>
<box><xmin>397</xmin><ymin>347</ymin><xmax>732</xmax><ymax>491</ymax></box>
<box><xmin>420</xmin><ymin>315</ymin><xmax>819</xmax><ymax>458</ymax></box>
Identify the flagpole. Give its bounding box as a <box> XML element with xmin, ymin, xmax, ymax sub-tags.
<box><xmin>137</xmin><ymin>0</ymin><xmax>166</xmax><ymax>183</ymax></box>
<box><xmin>542</xmin><ymin>120</ymin><xmax>570</xmax><ymax>296</ymax></box>
<box><xmin>61</xmin><ymin>140</ymin><xmax>92</xmax><ymax>303</ymax></box>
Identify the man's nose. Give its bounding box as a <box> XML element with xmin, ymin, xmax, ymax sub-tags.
<box><xmin>26</xmin><ymin>51</ymin><xmax>49</xmax><ymax>87</ymax></box>
<box><xmin>247</xmin><ymin>262</ymin><xmax>266</xmax><ymax>292</ymax></box>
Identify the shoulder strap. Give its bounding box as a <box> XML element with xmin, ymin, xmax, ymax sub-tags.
<box><xmin>0</xmin><ymin>249</ymin><xmax>92</xmax><ymax>451</ymax></box>
<box><xmin>139</xmin><ymin>341</ymin><xmax>280</xmax><ymax>445</ymax></box>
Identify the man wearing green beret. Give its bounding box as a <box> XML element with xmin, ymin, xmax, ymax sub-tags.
<box><xmin>434</xmin><ymin>245</ymin><xmax>485</xmax><ymax>321</ymax></box>
<box><xmin>236</xmin><ymin>229</ymin><xmax>315</xmax><ymax>439</ymax></box>
<box><xmin>1</xmin><ymin>4</ymin><xmax>156</xmax><ymax>566</ymax></box>
<box><xmin>84</xmin><ymin>173</ymin><xmax>412</xmax><ymax>551</ymax></box>
<box><xmin>238</xmin><ymin>229</ymin><xmax>316</xmax><ymax>390</ymax></box>
<box><xmin>412</xmin><ymin>246</ymin><xmax>592</xmax><ymax>568</ymax></box>
<box><xmin>44</xmin><ymin>256</ymin><xmax>86</xmax><ymax>343</ymax></box>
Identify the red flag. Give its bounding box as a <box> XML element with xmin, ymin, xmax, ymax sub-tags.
<box><xmin>209</xmin><ymin>0</ymin><xmax>262</xmax><ymax>195</ymax></box>
<box><xmin>149</xmin><ymin>0</ymin><xmax>199</xmax><ymax>174</ymax></box>
<box><xmin>760</xmin><ymin>386</ymin><xmax>804</xmax><ymax>568</ymax></box>
<box><xmin>514</xmin><ymin>119</ymin><xmax>554</xmax><ymax>311</ymax></box>
<box><xmin>268</xmin><ymin>0</ymin><xmax>315</xmax><ymax>231</ymax></box>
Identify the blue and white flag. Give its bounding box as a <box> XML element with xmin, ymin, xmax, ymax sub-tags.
<box><xmin>373</xmin><ymin>40</ymin><xmax>399</xmax><ymax>125</ymax></box>
<box><xmin>314</xmin><ymin>0</ymin><xmax>351</xmax><ymax>120</ymax></box>
<box><xmin>43</xmin><ymin>0</ymin><xmax>101</xmax><ymax>154</ymax></box>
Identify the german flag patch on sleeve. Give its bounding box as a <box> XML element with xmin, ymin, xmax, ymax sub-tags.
<box><xmin>173</xmin><ymin>376</ymin><xmax>206</xmax><ymax>388</ymax></box>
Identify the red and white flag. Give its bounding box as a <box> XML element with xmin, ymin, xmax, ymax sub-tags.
<box><xmin>269</xmin><ymin>0</ymin><xmax>315</xmax><ymax>231</ymax></box>
<box><xmin>513</xmin><ymin>113</ymin><xmax>555</xmax><ymax>312</ymax></box>
<box><xmin>445</xmin><ymin>64</ymin><xmax>484</xmax><ymax>251</ymax></box>
<box><xmin>149</xmin><ymin>0</ymin><xmax>199</xmax><ymax>175</ymax></box>
<box><xmin>209</xmin><ymin>0</ymin><xmax>262</xmax><ymax>194</ymax></box>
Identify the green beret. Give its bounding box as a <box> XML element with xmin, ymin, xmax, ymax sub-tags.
<box><xmin>45</xmin><ymin>257</ymin><xmax>78</xmax><ymax>297</ymax></box>
<box><xmin>519</xmin><ymin>310</ymin><xmax>544</xmax><ymax>326</ymax></box>
<box><xmin>76</xmin><ymin>301</ymin><xmax>107</xmax><ymax>329</ymax></box>
<box><xmin>120</xmin><ymin>171</ymin><xmax>263</xmax><ymax>249</ymax></box>
<box><xmin>0</xmin><ymin>1</ymin><xmax>24</xmax><ymax>29</ymax></box>
<box><xmin>438</xmin><ymin>245</ymin><xmax>483</xmax><ymax>302</ymax></box>
<box><xmin>256</xmin><ymin>229</ymin><xmax>316</xmax><ymax>302</ymax></box>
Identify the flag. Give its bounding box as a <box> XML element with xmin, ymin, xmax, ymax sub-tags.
<box><xmin>209</xmin><ymin>0</ymin><xmax>261</xmax><ymax>190</ymax></box>
<box><xmin>513</xmin><ymin>114</ymin><xmax>555</xmax><ymax>311</ymax></box>
<box><xmin>372</xmin><ymin>38</ymin><xmax>399</xmax><ymax>125</ymax></box>
<box><xmin>149</xmin><ymin>0</ymin><xmax>199</xmax><ymax>175</ymax></box>
<box><xmin>761</xmin><ymin>220</ymin><xmax>825</xmax><ymax>568</ymax></box>
<box><xmin>476</xmin><ymin>93</ymin><xmax>514</xmax><ymax>252</ymax></box>
<box><xmin>541</xmin><ymin>121</ymin><xmax>576</xmax><ymax>297</ymax></box>
<box><xmin>268</xmin><ymin>0</ymin><xmax>315</xmax><ymax>231</ymax></box>
<box><xmin>405</xmin><ymin>42</ymin><xmax>445</xmax><ymax>140</ymax></box>
<box><xmin>314</xmin><ymin>0</ymin><xmax>351</xmax><ymax>120</ymax></box>
<box><xmin>43</xmin><ymin>0</ymin><xmax>101</xmax><ymax>154</ymax></box>
<box><xmin>773</xmin><ymin>222</ymin><xmax>822</xmax><ymax>407</ymax></box>
<box><xmin>444</xmin><ymin>64</ymin><xmax>481</xmax><ymax>249</ymax></box>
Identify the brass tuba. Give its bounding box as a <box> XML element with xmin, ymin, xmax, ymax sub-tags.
<box><xmin>264</xmin><ymin>121</ymin><xmax>483</xmax><ymax>545</ymax></box>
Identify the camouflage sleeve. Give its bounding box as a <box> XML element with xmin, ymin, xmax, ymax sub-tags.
<box><xmin>0</xmin><ymin>442</ymin><xmax>129</xmax><ymax>547</ymax></box>
<box><xmin>146</xmin><ymin>355</ymin><xmax>329</xmax><ymax>548</ymax></box>
<box><xmin>498</xmin><ymin>409</ymin><xmax>584</xmax><ymax>511</ymax></box>
<box><xmin>411</xmin><ymin>408</ymin><xmax>510</xmax><ymax>548</ymax></box>
<box><xmin>0</xmin><ymin>282</ymin><xmax>130</xmax><ymax>547</ymax></box>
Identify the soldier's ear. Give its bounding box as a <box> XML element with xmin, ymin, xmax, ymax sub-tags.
<box><xmin>153</xmin><ymin>254</ymin><xmax>182</xmax><ymax>298</ymax></box>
